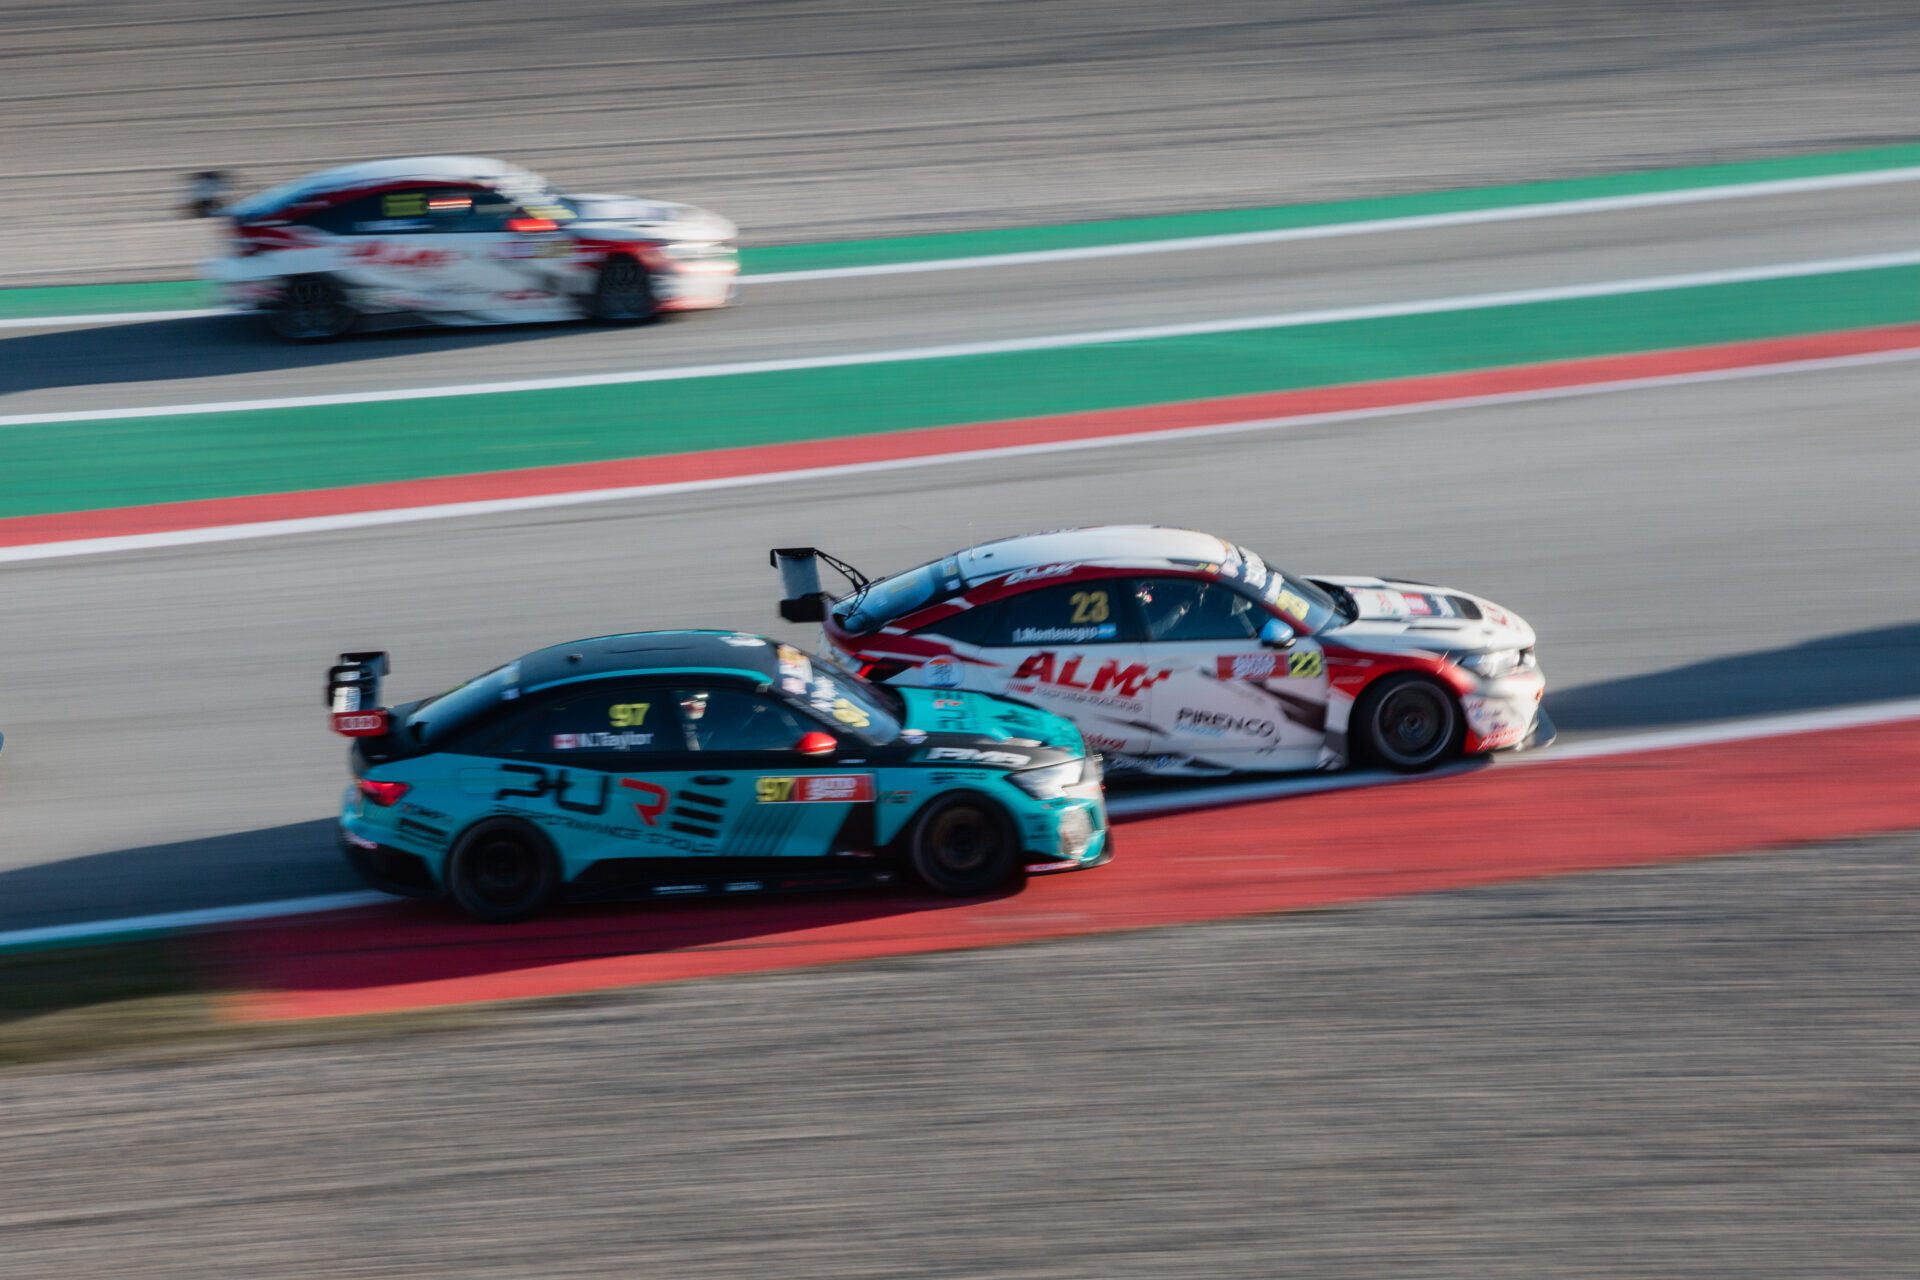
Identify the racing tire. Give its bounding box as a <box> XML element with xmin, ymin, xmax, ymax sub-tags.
<box><xmin>907</xmin><ymin>794</ymin><xmax>1022</xmax><ymax>896</ymax></box>
<box><xmin>265</xmin><ymin>274</ymin><xmax>357</xmax><ymax>342</ymax></box>
<box><xmin>446</xmin><ymin>818</ymin><xmax>562</xmax><ymax>924</ymax></box>
<box><xmin>586</xmin><ymin>255</ymin><xmax>661</xmax><ymax>324</ymax></box>
<box><xmin>1353</xmin><ymin>673</ymin><xmax>1465</xmax><ymax>773</ymax></box>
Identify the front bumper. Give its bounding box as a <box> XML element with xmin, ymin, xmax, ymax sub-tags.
<box><xmin>1462</xmin><ymin>668</ymin><xmax>1549</xmax><ymax>753</ymax></box>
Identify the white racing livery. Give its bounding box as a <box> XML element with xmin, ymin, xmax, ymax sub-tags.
<box><xmin>773</xmin><ymin>527</ymin><xmax>1551</xmax><ymax>777</ymax></box>
<box><xmin>206</xmin><ymin>156</ymin><xmax>737</xmax><ymax>340</ymax></box>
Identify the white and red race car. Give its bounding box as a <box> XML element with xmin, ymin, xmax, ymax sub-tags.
<box><xmin>772</xmin><ymin>527</ymin><xmax>1551</xmax><ymax>777</ymax></box>
<box><xmin>206</xmin><ymin>156</ymin><xmax>737</xmax><ymax>340</ymax></box>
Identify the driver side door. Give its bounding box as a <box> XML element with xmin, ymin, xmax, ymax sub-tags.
<box><xmin>1131</xmin><ymin>575</ymin><xmax>1329</xmax><ymax>770</ymax></box>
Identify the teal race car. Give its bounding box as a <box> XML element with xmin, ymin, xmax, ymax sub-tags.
<box><xmin>328</xmin><ymin>631</ymin><xmax>1110</xmax><ymax>922</ymax></box>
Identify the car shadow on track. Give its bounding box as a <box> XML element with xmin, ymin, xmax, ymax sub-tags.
<box><xmin>1544</xmin><ymin>622</ymin><xmax>1920</xmax><ymax>732</ymax></box>
<box><xmin>0</xmin><ymin>313</ymin><xmax>602</xmax><ymax>396</ymax></box>
<box><xmin>0</xmin><ymin>819</ymin><xmax>355</xmax><ymax>935</ymax></box>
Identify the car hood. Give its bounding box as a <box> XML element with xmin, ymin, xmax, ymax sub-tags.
<box><xmin>566</xmin><ymin>193</ymin><xmax>737</xmax><ymax>242</ymax></box>
<box><xmin>1309</xmin><ymin>574</ymin><xmax>1536</xmax><ymax>654</ymax></box>
<box><xmin>893</xmin><ymin>687</ymin><xmax>1084</xmax><ymax>769</ymax></box>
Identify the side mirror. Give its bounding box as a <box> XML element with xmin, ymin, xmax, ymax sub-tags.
<box><xmin>1260</xmin><ymin>617</ymin><xmax>1297</xmax><ymax>650</ymax></box>
<box><xmin>795</xmin><ymin>731</ymin><xmax>839</xmax><ymax>757</ymax></box>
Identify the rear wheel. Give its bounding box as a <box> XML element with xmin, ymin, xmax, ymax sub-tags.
<box><xmin>908</xmin><ymin>794</ymin><xmax>1021</xmax><ymax>896</ymax></box>
<box><xmin>586</xmin><ymin>255</ymin><xmax>660</xmax><ymax>324</ymax></box>
<box><xmin>446</xmin><ymin>819</ymin><xmax>561</xmax><ymax>923</ymax></box>
<box><xmin>1353</xmin><ymin>673</ymin><xmax>1464</xmax><ymax>772</ymax></box>
<box><xmin>265</xmin><ymin>274</ymin><xmax>356</xmax><ymax>342</ymax></box>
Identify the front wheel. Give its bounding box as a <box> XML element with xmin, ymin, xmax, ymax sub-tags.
<box><xmin>1353</xmin><ymin>673</ymin><xmax>1464</xmax><ymax>773</ymax></box>
<box><xmin>908</xmin><ymin>795</ymin><xmax>1021</xmax><ymax>896</ymax></box>
<box><xmin>446</xmin><ymin>818</ymin><xmax>562</xmax><ymax>923</ymax></box>
<box><xmin>265</xmin><ymin>274</ymin><xmax>356</xmax><ymax>342</ymax></box>
<box><xmin>586</xmin><ymin>255</ymin><xmax>660</xmax><ymax>324</ymax></box>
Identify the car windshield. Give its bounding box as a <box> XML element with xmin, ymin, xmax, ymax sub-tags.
<box><xmin>1225</xmin><ymin>545</ymin><xmax>1345</xmax><ymax>633</ymax></box>
<box><xmin>836</xmin><ymin>555</ymin><xmax>965</xmax><ymax>632</ymax></box>
<box><xmin>785</xmin><ymin>647</ymin><xmax>905</xmax><ymax>744</ymax></box>
<box><xmin>405</xmin><ymin>661</ymin><xmax>520</xmax><ymax>742</ymax></box>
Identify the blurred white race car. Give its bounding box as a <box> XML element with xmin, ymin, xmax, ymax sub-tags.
<box><xmin>207</xmin><ymin>156</ymin><xmax>737</xmax><ymax>340</ymax></box>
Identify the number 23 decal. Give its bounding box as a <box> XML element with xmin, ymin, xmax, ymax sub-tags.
<box><xmin>1068</xmin><ymin>590</ymin><xmax>1109</xmax><ymax>624</ymax></box>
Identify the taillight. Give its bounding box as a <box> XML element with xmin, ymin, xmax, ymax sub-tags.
<box><xmin>358</xmin><ymin>779</ymin><xmax>411</xmax><ymax>807</ymax></box>
<box><xmin>507</xmin><ymin>217</ymin><xmax>558</xmax><ymax>233</ymax></box>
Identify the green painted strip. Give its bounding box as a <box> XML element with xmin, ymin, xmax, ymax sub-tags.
<box><xmin>0</xmin><ymin>280</ymin><xmax>209</xmax><ymax>321</ymax></box>
<box><xmin>745</xmin><ymin>142</ymin><xmax>1920</xmax><ymax>275</ymax></box>
<box><xmin>5</xmin><ymin>141</ymin><xmax>1918</xmax><ymax>320</ymax></box>
<box><xmin>8</xmin><ymin>265</ymin><xmax>1919</xmax><ymax>519</ymax></box>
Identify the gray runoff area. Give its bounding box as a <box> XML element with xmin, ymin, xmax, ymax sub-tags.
<box><xmin>5</xmin><ymin>836</ymin><xmax>1920</xmax><ymax>1278</ymax></box>
<box><xmin>5</xmin><ymin>0</ymin><xmax>1920</xmax><ymax>286</ymax></box>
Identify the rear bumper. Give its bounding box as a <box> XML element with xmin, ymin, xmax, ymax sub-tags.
<box><xmin>340</xmin><ymin>833</ymin><xmax>440</xmax><ymax>899</ymax></box>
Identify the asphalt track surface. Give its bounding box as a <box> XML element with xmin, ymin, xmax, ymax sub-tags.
<box><xmin>6</xmin><ymin>835</ymin><xmax>1919</xmax><ymax>1277</ymax></box>
<box><xmin>5</xmin><ymin>353</ymin><xmax>1919</xmax><ymax>928</ymax></box>
<box><xmin>8</xmin><ymin>0</ymin><xmax>1920</xmax><ymax>288</ymax></box>
<box><xmin>5</xmin><ymin>177</ymin><xmax>1918</xmax><ymax>415</ymax></box>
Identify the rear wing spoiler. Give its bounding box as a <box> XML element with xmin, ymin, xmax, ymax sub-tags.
<box><xmin>327</xmin><ymin>651</ymin><xmax>391</xmax><ymax>737</ymax></box>
<box><xmin>769</xmin><ymin>547</ymin><xmax>868</xmax><ymax>623</ymax></box>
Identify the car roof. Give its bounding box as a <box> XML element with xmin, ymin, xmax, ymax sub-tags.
<box><xmin>224</xmin><ymin>155</ymin><xmax>541</xmax><ymax>217</ymax></box>
<box><xmin>948</xmin><ymin>526</ymin><xmax>1234</xmax><ymax>584</ymax></box>
<box><xmin>517</xmin><ymin>630</ymin><xmax>785</xmax><ymax>690</ymax></box>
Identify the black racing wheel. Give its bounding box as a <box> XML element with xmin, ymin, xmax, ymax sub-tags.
<box><xmin>908</xmin><ymin>794</ymin><xmax>1021</xmax><ymax>896</ymax></box>
<box><xmin>586</xmin><ymin>255</ymin><xmax>661</xmax><ymax>324</ymax></box>
<box><xmin>266</xmin><ymin>274</ymin><xmax>357</xmax><ymax>342</ymax></box>
<box><xmin>1353</xmin><ymin>673</ymin><xmax>1465</xmax><ymax>773</ymax></box>
<box><xmin>446</xmin><ymin>818</ymin><xmax>562</xmax><ymax>923</ymax></box>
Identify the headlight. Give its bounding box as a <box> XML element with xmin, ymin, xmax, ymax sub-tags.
<box><xmin>1457</xmin><ymin>647</ymin><xmax>1535</xmax><ymax>679</ymax></box>
<box><xmin>1007</xmin><ymin>755</ymin><xmax>1103</xmax><ymax>800</ymax></box>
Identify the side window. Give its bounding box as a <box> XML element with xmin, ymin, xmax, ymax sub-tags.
<box><xmin>991</xmin><ymin>582</ymin><xmax>1134</xmax><ymax>646</ymax></box>
<box><xmin>676</xmin><ymin>688</ymin><xmax>811</xmax><ymax>752</ymax></box>
<box><xmin>911</xmin><ymin>601</ymin><xmax>1002</xmax><ymax>647</ymax></box>
<box><xmin>499</xmin><ymin>687</ymin><xmax>684</xmax><ymax>756</ymax></box>
<box><xmin>416</xmin><ymin>187</ymin><xmax>518</xmax><ymax>233</ymax></box>
<box><xmin>1133</xmin><ymin>576</ymin><xmax>1267</xmax><ymax>642</ymax></box>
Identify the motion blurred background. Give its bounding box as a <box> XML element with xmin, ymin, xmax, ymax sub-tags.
<box><xmin>8</xmin><ymin>0</ymin><xmax>1920</xmax><ymax>285</ymax></box>
<box><xmin>4</xmin><ymin>3</ymin><xmax>1920</xmax><ymax>1276</ymax></box>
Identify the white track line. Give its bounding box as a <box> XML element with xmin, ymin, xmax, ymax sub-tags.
<box><xmin>744</xmin><ymin>164</ymin><xmax>1920</xmax><ymax>283</ymax></box>
<box><xmin>0</xmin><ymin>307</ymin><xmax>230</xmax><ymax>331</ymax></box>
<box><xmin>7</xmin><ymin>249</ymin><xmax>1920</xmax><ymax>429</ymax></box>
<box><xmin>0</xmin><ymin>891</ymin><xmax>389</xmax><ymax>953</ymax></box>
<box><xmin>6</xmin><ymin>341</ymin><xmax>1920</xmax><ymax>566</ymax></box>
<box><xmin>1110</xmin><ymin>697</ymin><xmax>1920</xmax><ymax>818</ymax></box>
<box><xmin>7</xmin><ymin>164</ymin><xmax>1920</xmax><ymax>330</ymax></box>
<box><xmin>8</xmin><ymin>696</ymin><xmax>1917</xmax><ymax>952</ymax></box>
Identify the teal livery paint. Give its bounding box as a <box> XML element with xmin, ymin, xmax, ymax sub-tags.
<box><xmin>332</xmin><ymin>631</ymin><xmax>1106</xmax><ymax>919</ymax></box>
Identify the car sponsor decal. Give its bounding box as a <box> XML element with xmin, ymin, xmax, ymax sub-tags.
<box><xmin>1001</xmin><ymin>563</ymin><xmax>1077</xmax><ymax>585</ymax></box>
<box><xmin>619</xmin><ymin>778</ymin><xmax>671</xmax><ymax>824</ymax></box>
<box><xmin>331</xmin><ymin>710</ymin><xmax>388</xmax><ymax>736</ymax></box>
<box><xmin>777</xmin><ymin>644</ymin><xmax>812</xmax><ymax>695</ymax></box>
<box><xmin>1215</xmin><ymin>651</ymin><xmax>1324</xmax><ymax>680</ymax></box>
<box><xmin>1011</xmin><ymin>652</ymin><xmax>1171</xmax><ymax>699</ymax></box>
<box><xmin>924</xmin><ymin>746</ymin><xmax>1032</xmax><ymax>767</ymax></box>
<box><xmin>347</xmin><ymin>242</ymin><xmax>456</xmax><ymax>270</ymax></box>
<box><xmin>922</xmin><ymin>654</ymin><xmax>964</xmax><ymax>688</ymax></box>
<box><xmin>1011</xmin><ymin>623</ymin><xmax>1117</xmax><ymax>643</ymax></box>
<box><xmin>1175</xmin><ymin>708</ymin><xmax>1277</xmax><ymax>738</ymax></box>
<box><xmin>1349</xmin><ymin>588</ymin><xmax>1414</xmax><ymax>619</ymax></box>
<box><xmin>552</xmin><ymin>731</ymin><xmax>654</xmax><ymax>749</ymax></box>
<box><xmin>755</xmin><ymin>774</ymin><xmax>876</xmax><ymax>803</ymax></box>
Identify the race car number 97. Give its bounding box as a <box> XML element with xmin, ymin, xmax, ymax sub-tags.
<box><xmin>609</xmin><ymin>702</ymin><xmax>650</xmax><ymax>727</ymax></box>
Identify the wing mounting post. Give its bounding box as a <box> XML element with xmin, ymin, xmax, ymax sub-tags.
<box><xmin>770</xmin><ymin>547</ymin><xmax>867</xmax><ymax>623</ymax></box>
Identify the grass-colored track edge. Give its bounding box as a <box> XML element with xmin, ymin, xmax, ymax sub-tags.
<box><xmin>4</xmin><ymin>140</ymin><xmax>1917</xmax><ymax>320</ymax></box>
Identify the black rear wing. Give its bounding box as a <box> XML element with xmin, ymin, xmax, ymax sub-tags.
<box><xmin>327</xmin><ymin>651</ymin><xmax>391</xmax><ymax>737</ymax></box>
<box><xmin>769</xmin><ymin>547</ymin><xmax>868</xmax><ymax>623</ymax></box>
